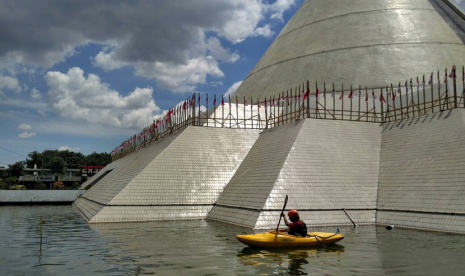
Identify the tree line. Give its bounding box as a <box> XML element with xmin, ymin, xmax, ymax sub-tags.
<box><xmin>1</xmin><ymin>150</ymin><xmax>112</xmax><ymax>178</ymax></box>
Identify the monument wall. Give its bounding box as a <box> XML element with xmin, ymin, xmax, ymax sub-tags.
<box><xmin>377</xmin><ymin>109</ymin><xmax>465</xmax><ymax>233</ymax></box>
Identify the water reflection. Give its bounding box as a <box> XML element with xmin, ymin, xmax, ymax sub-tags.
<box><xmin>238</xmin><ymin>245</ymin><xmax>344</xmax><ymax>275</ymax></box>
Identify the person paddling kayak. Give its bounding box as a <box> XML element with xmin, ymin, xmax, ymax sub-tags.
<box><xmin>280</xmin><ymin>209</ymin><xmax>308</xmax><ymax>237</ymax></box>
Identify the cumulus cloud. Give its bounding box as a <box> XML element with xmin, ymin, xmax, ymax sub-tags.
<box><xmin>18</xmin><ymin>123</ymin><xmax>32</xmax><ymax>130</ymax></box>
<box><xmin>0</xmin><ymin>74</ymin><xmax>21</xmax><ymax>94</ymax></box>
<box><xmin>270</xmin><ymin>0</ymin><xmax>297</xmax><ymax>21</ymax></box>
<box><xmin>18</xmin><ymin>132</ymin><xmax>36</xmax><ymax>138</ymax></box>
<box><xmin>31</xmin><ymin>87</ymin><xmax>42</xmax><ymax>99</ymax></box>
<box><xmin>225</xmin><ymin>81</ymin><xmax>243</xmax><ymax>98</ymax></box>
<box><xmin>0</xmin><ymin>0</ymin><xmax>295</xmax><ymax>92</ymax></box>
<box><xmin>58</xmin><ymin>146</ymin><xmax>80</xmax><ymax>152</ymax></box>
<box><xmin>45</xmin><ymin>67</ymin><xmax>160</xmax><ymax>129</ymax></box>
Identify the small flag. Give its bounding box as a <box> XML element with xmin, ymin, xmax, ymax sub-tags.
<box><xmin>372</xmin><ymin>90</ymin><xmax>376</xmax><ymax>100</ymax></box>
<box><xmin>221</xmin><ymin>96</ymin><xmax>224</xmax><ymax>106</ymax></box>
<box><xmin>190</xmin><ymin>95</ymin><xmax>195</xmax><ymax>107</ymax></box>
<box><xmin>444</xmin><ymin>72</ymin><xmax>447</xmax><ymax>83</ymax></box>
<box><xmin>348</xmin><ymin>89</ymin><xmax>353</xmax><ymax>99</ymax></box>
<box><xmin>244</xmin><ymin>99</ymin><xmax>248</xmax><ymax>106</ymax></box>
<box><xmin>303</xmin><ymin>88</ymin><xmax>310</xmax><ymax>101</ymax></box>
<box><xmin>405</xmin><ymin>81</ymin><xmax>408</xmax><ymax>92</ymax></box>
<box><xmin>206</xmin><ymin>94</ymin><xmax>208</xmax><ymax>106</ymax></box>
<box><xmin>198</xmin><ymin>94</ymin><xmax>201</xmax><ymax>104</ymax></box>
<box><xmin>183</xmin><ymin>101</ymin><xmax>187</xmax><ymax>110</ymax></box>
<box><xmin>264</xmin><ymin>99</ymin><xmax>267</xmax><ymax>108</ymax></box>
<box><xmin>392</xmin><ymin>89</ymin><xmax>396</xmax><ymax>101</ymax></box>
<box><xmin>339</xmin><ymin>91</ymin><xmax>344</xmax><ymax>100</ymax></box>
<box><xmin>428</xmin><ymin>75</ymin><xmax>433</xmax><ymax>85</ymax></box>
<box><xmin>449</xmin><ymin>68</ymin><xmax>456</xmax><ymax>79</ymax></box>
<box><xmin>422</xmin><ymin>77</ymin><xmax>425</xmax><ymax>88</ymax></box>
<box><xmin>416</xmin><ymin>77</ymin><xmax>419</xmax><ymax>90</ymax></box>
<box><xmin>380</xmin><ymin>93</ymin><xmax>386</xmax><ymax>103</ymax></box>
<box><xmin>315</xmin><ymin>88</ymin><xmax>319</xmax><ymax>98</ymax></box>
<box><xmin>365</xmin><ymin>91</ymin><xmax>368</xmax><ymax>102</ymax></box>
<box><xmin>213</xmin><ymin>95</ymin><xmax>217</xmax><ymax>106</ymax></box>
<box><xmin>331</xmin><ymin>88</ymin><xmax>335</xmax><ymax>98</ymax></box>
<box><xmin>280</xmin><ymin>96</ymin><xmax>286</xmax><ymax>102</ymax></box>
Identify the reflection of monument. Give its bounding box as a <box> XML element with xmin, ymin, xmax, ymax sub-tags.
<box><xmin>74</xmin><ymin>0</ymin><xmax>465</xmax><ymax>234</ymax></box>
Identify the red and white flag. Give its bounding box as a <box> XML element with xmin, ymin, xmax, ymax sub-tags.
<box><xmin>372</xmin><ymin>90</ymin><xmax>376</xmax><ymax>100</ymax></box>
<box><xmin>315</xmin><ymin>88</ymin><xmax>320</xmax><ymax>98</ymax></box>
<box><xmin>348</xmin><ymin>89</ymin><xmax>353</xmax><ymax>99</ymax></box>
<box><xmin>264</xmin><ymin>99</ymin><xmax>267</xmax><ymax>108</ymax></box>
<box><xmin>303</xmin><ymin>88</ymin><xmax>310</xmax><ymax>101</ymax></box>
<box><xmin>449</xmin><ymin>68</ymin><xmax>456</xmax><ymax>79</ymax></box>
<box><xmin>221</xmin><ymin>96</ymin><xmax>225</xmax><ymax>106</ymax></box>
<box><xmin>190</xmin><ymin>95</ymin><xmax>195</xmax><ymax>107</ymax></box>
<box><xmin>365</xmin><ymin>91</ymin><xmax>368</xmax><ymax>102</ymax></box>
<box><xmin>380</xmin><ymin>93</ymin><xmax>386</xmax><ymax>103</ymax></box>
<box><xmin>244</xmin><ymin>99</ymin><xmax>248</xmax><ymax>106</ymax></box>
<box><xmin>331</xmin><ymin>88</ymin><xmax>335</xmax><ymax>98</ymax></box>
<box><xmin>280</xmin><ymin>96</ymin><xmax>286</xmax><ymax>102</ymax></box>
<box><xmin>339</xmin><ymin>91</ymin><xmax>344</xmax><ymax>100</ymax></box>
<box><xmin>428</xmin><ymin>75</ymin><xmax>433</xmax><ymax>85</ymax></box>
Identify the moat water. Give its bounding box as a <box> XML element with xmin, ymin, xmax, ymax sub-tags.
<box><xmin>1</xmin><ymin>205</ymin><xmax>464</xmax><ymax>276</ymax></box>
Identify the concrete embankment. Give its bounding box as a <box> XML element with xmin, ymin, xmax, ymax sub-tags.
<box><xmin>0</xmin><ymin>190</ymin><xmax>85</xmax><ymax>204</ymax></box>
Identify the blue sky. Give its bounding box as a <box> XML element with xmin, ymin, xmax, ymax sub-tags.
<box><xmin>1</xmin><ymin>0</ymin><xmax>464</xmax><ymax>167</ymax></box>
<box><xmin>0</xmin><ymin>0</ymin><xmax>303</xmax><ymax>166</ymax></box>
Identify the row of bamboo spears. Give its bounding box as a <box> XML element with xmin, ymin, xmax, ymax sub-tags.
<box><xmin>112</xmin><ymin>66</ymin><xmax>464</xmax><ymax>160</ymax></box>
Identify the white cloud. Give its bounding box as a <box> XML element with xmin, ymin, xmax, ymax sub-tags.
<box><xmin>225</xmin><ymin>81</ymin><xmax>243</xmax><ymax>98</ymax></box>
<box><xmin>58</xmin><ymin>146</ymin><xmax>80</xmax><ymax>152</ymax></box>
<box><xmin>270</xmin><ymin>0</ymin><xmax>296</xmax><ymax>21</ymax></box>
<box><xmin>45</xmin><ymin>67</ymin><xmax>160</xmax><ymax>129</ymax></box>
<box><xmin>18</xmin><ymin>132</ymin><xmax>36</xmax><ymax>138</ymax></box>
<box><xmin>205</xmin><ymin>37</ymin><xmax>240</xmax><ymax>63</ymax></box>
<box><xmin>217</xmin><ymin>0</ymin><xmax>266</xmax><ymax>43</ymax></box>
<box><xmin>18</xmin><ymin>123</ymin><xmax>32</xmax><ymax>130</ymax></box>
<box><xmin>0</xmin><ymin>74</ymin><xmax>21</xmax><ymax>94</ymax></box>
<box><xmin>134</xmin><ymin>56</ymin><xmax>224</xmax><ymax>92</ymax></box>
<box><xmin>253</xmin><ymin>25</ymin><xmax>274</xmax><ymax>38</ymax></box>
<box><xmin>31</xmin><ymin>87</ymin><xmax>42</xmax><ymax>99</ymax></box>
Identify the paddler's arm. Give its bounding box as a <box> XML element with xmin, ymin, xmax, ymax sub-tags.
<box><xmin>280</xmin><ymin>213</ymin><xmax>290</xmax><ymax>226</ymax></box>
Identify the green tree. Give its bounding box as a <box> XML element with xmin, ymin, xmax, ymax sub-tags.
<box><xmin>0</xmin><ymin>179</ymin><xmax>6</xmax><ymax>190</ymax></box>
<box><xmin>35</xmin><ymin>181</ymin><xmax>47</xmax><ymax>190</ymax></box>
<box><xmin>51</xmin><ymin>156</ymin><xmax>66</xmax><ymax>176</ymax></box>
<box><xmin>9</xmin><ymin>184</ymin><xmax>26</xmax><ymax>190</ymax></box>
<box><xmin>5</xmin><ymin>176</ymin><xmax>19</xmax><ymax>188</ymax></box>
<box><xmin>72</xmin><ymin>182</ymin><xmax>81</xmax><ymax>189</ymax></box>
<box><xmin>8</xmin><ymin>161</ymin><xmax>24</xmax><ymax>177</ymax></box>
<box><xmin>84</xmin><ymin>152</ymin><xmax>111</xmax><ymax>166</ymax></box>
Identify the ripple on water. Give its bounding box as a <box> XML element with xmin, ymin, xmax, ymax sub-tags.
<box><xmin>1</xmin><ymin>206</ymin><xmax>465</xmax><ymax>275</ymax></box>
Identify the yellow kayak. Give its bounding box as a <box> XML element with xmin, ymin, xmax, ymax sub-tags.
<box><xmin>237</xmin><ymin>230</ymin><xmax>344</xmax><ymax>248</ymax></box>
